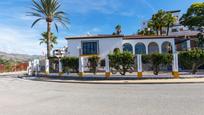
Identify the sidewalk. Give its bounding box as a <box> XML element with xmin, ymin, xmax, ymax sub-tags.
<box><xmin>22</xmin><ymin>74</ymin><xmax>204</xmax><ymax>84</ymax></box>
<box><xmin>0</xmin><ymin>71</ymin><xmax>26</xmax><ymax>76</ymax></box>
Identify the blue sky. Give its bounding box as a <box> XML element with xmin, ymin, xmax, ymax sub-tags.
<box><xmin>0</xmin><ymin>0</ymin><xmax>203</xmax><ymax>55</ymax></box>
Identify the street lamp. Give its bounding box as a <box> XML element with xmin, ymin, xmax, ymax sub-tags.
<box><xmin>53</xmin><ymin>49</ymin><xmax>65</xmax><ymax>76</ymax></box>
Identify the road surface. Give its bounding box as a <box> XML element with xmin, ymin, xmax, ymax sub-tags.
<box><xmin>0</xmin><ymin>74</ymin><xmax>204</xmax><ymax>115</ymax></box>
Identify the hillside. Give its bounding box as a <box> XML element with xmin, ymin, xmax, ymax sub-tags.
<box><xmin>0</xmin><ymin>51</ymin><xmax>43</xmax><ymax>62</ymax></box>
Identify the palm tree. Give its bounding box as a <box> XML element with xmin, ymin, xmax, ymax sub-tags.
<box><xmin>148</xmin><ymin>10</ymin><xmax>166</xmax><ymax>35</ymax></box>
<box><xmin>115</xmin><ymin>24</ymin><xmax>122</xmax><ymax>35</ymax></box>
<box><xmin>164</xmin><ymin>13</ymin><xmax>176</xmax><ymax>36</ymax></box>
<box><xmin>28</xmin><ymin>0</ymin><xmax>69</xmax><ymax>58</ymax></box>
<box><xmin>40</xmin><ymin>32</ymin><xmax>57</xmax><ymax>50</ymax></box>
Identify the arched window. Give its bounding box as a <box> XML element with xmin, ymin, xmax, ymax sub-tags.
<box><xmin>162</xmin><ymin>42</ymin><xmax>172</xmax><ymax>53</ymax></box>
<box><xmin>135</xmin><ymin>43</ymin><xmax>146</xmax><ymax>54</ymax></box>
<box><xmin>123</xmin><ymin>43</ymin><xmax>133</xmax><ymax>53</ymax></box>
<box><xmin>148</xmin><ymin>42</ymin><xmax>159</xmax><ymax>54</ymax></box>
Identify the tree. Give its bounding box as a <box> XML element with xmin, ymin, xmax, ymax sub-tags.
<box><xmin>28</xmin><ymin>0</ymin><xmax>70</xmax><ymax>58</ymax></box>
<box><xmin>143</xmin><ymin>53</ymin><xmax>172</xmax><ymax>75</ymax></box>
<box><xmin>113</xmin><ymin>24</ymin><xmax>122</xmax><ymax>35</ymax></box>
<box><xmin>40</xmin><ymin>32</ymin><xmax>57</xmax><ymax>50</ymax></box>
<box><xmin>109</xmin><ymin>52</ymin><xmax>134</xmax><ymax>75</ymax></box>
<box><xmin>137</xmin><ymin>28</ymin><xmax>155</xmax><ymax>35</ymax></box>
<box><xmin>180</xmin><ymin>2</ymin><xmax>204</xmax><ymax>29</ymax></box>
<box><xmin>148</xmin><ymin>10</ymin><xmax>166</xmax><ymax>35</ymax></box>
<box><xmin>148</xmin><ymin>10</ymin><xmax>177</xmax><ymax>36</ymax></box>
<box><xmin>88</xmin><ymin>56</ymin><xmax>100</xmax><ymax>75</ymax></box>
<box><xmin>180</xmin><ymin>2</ymin><xmax>204</xmax><ymax>49</ymax></box>
<box><xmin>61</xmin><ymin>57</ymin><xmax>79</xmax><ymax>73</ymax></box>
<box><xmin>164</xmin><ymin>13</ymin><xmax>177</xmax><ymax>36</ymax></box>
<box><xmin>179</xmin><ymin>48</ymin><xmax>204</xmax><ymax>74</ymax></box>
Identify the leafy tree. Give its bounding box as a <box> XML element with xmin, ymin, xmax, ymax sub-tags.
<box><xmin>179</xmin><ymin>48</ymin><xmax>204</xmax><ymax>74</ymax></box>
<box><xmin>113</xmin><ymin>24</ymin><xmax>122</xmax><ymax>35</ymax></box>
<box><xmin>109</xmin><ymin>52</ymin><xmax>134</xmax><ymax>75</ymax></box>
<box><xmin>28</xmin><ymin>0</ymin><xmax>70</xmax><ymax>58</ymax></box>
<box><xmin>40</xmin><ymin>32</ymin><xmax>57</xmax><ymax>50</ymax></box>
<box><xmin>61</xmin><ymin>57</ymin><xmax>79</xmax><ymax>73</ymax></box>
<box><xmin>180</xmin><ymin>2</ymin><xmax>204</xmax><ymax>49</ymax></box>
<box><xmin>88</xmin><ymin>56</ymin><xmax>100</xmax><ymax>75</ymax></box>
<box><xmin>143</xmin><ymin>53</ymin><xmax>172</xmax><ymax>75</ymax></box>
<box><xmin>180</xmin><ymin>2</ymin><xmax>204</xmax><ymax>29</ymax></box>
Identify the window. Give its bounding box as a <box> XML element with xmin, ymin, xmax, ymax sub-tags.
<box><xmin>82</xmin><ymin>41</ymin><xmax>99</xmax><ymax>55</ymax></box>
<box><xmin>123</xmin><ymin>43</ymin><xmax>133</xmax><ymax>53</ymax></box>
<box><xmin>162</xmin><ymin>42</ymin><xmax>172</xmax><ymax>53</ymax></box>
<box><xmin>148</xmin><ymin>42</ymin><xmax>159</xmax><ymax>54</ymax></box>
<box><xmin>179</xmin><ymin>28</ymin><xmax>184</xmax><ymax>31</ymax></box>
<box><xmin>135</xmin><ymin>43</ymin><xmax>146</xmax><ymax>54</ymax></box>
<box><xmin>181</xmin><ymin>41</ymin><xmax>187</xmax><ymax>51</ymax></box>
<box><xmin>172</xmin><ymin>29</ymin><xmax>178</xmax><ymax>32</ymax></box>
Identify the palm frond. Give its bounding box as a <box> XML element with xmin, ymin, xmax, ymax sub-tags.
<box><xmin>31</xmin><ymin>18</ymin><xmax>43</xmax><ymax>28</ymax></box>
<box><xmin>54</xmin><ymin>23</ymin><xmax>59</xmax><ymax>32</ymax></box>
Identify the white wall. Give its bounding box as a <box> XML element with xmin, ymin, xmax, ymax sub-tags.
<box><xmin>67</xmin><ymin>37</ymin><xmax>176</xmax><ymax>59</ymax></box>
<box><xmin>67</xmin><ymin>37</ymin><xmax>123</xmax><ymax>59</ymax></box>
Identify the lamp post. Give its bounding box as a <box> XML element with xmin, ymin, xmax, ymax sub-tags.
<box><xmin>53</xmin><ymin>49</ymin><xmax>65</xmax><ymax>76</ymax></box>
<box><xmin>77</xmin><ymin>46</ymin><xmax>84</xmax><ymax>77</ymax></box>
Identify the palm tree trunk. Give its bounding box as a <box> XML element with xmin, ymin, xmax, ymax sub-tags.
<box><xmin>47</xmin><ymin>22</ymin><xmax>51</xmax><ymax>58</ymax></box>
<box><xmin>166</xmin><ymin>24</ymin><xmax>170</xmax><ymax>36</ymax></box>
<box><xmin>156</xmin><ymin>28</ymin><xmax>159</xmax><ymax>36</ymax></box>
<box><xmin>160</xmin><ymin>27</ymin><xmax>162</xmax><ymax>36</ymax></box>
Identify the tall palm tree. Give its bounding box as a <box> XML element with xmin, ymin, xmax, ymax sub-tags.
<box><xmin>148</xmin><ymin>10</ymin><xmax>166</xmax><ymax>35</ymax></box>
<box><xmin>40</xmin><ymin>32</ymin><xmax>57</xmax><ymax>50</ymax></box>
<box><xmin>28</xmin><ymin>0</ymin><xmax>69</xmax><ymax>58</ymax></box>
<box><xmin>164</xmin><ymin>13</ymin><xmax>176</xmax><ymax>36</ymax></box>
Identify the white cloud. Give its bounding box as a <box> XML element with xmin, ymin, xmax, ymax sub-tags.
<box><xmin>62</xmin><ymin>0</ymin><xmax>123</xmax><ymax>15</ymax></box>
<box><xmin>140</xmin><ymin>0</ymin><xmax>156</xmax><ymax>12</ymax></box>
<box><xmin>120</xmin><ymin>11</ymin><xmax>135</xmax><ymax>17</ymax></box>
<box><xmin>0</xmin><ymin>24</ymin><xmax>45</xmax><ymax>55</ymax></box>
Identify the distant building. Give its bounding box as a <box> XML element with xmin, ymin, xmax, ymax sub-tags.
<box><xmin>141</xmin><ymin>10</ymin><xmax>199</xmax><ymax>36</ymax></box>
<box><xmin>140</xmin><ymin>10</ymin><xmax>200</xmax><ymax>51</ymax></box>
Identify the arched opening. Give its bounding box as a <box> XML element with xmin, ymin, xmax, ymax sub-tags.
<box><xmin>148</xmin><ymin>42</ymin><xmax>159</xmax><ymax>54</ymax></box>
<box><xmin>162</xmin><ymin>42</ymin><xmax>172</xmax><ymax>53</ymax></box>
<box><xmin>135</xmin><ymin>43</ymin><xmax>146</xmax><ymax>54</ymax></box>
<box><xmin>123</xmin><ymin>43</ymin><xmax>133</xmax><ymax>53</ymax></box>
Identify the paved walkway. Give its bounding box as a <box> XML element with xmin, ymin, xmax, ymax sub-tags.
<box><xmin>0</xmin><ymin>71</ymin><xmax>26</xmax><ymax>76</ymax></box>
<box><xmin>23</xmin><ymin>75</ymin><xmax>204</xmax><ymax>84</ymax></box>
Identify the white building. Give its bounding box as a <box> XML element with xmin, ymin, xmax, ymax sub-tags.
<box><xmin>65</xmin><ymin>34</ymin><xmax>177</xmax><ymax>59</ymax></box>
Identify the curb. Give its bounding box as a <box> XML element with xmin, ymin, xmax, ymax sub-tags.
<box><xmin>21</xmin><ymin>77</ymin><xmax>204</xmax><ymax>85</ymax></box>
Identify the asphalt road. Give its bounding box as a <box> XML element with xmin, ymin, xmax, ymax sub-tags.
<box><xmin>0</xmin><ymin>74</ymin><xmax>204</xmax><ymax>115</ymax></box>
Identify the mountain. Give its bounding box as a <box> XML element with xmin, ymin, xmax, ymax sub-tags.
<box><xmin>0</xmin><ymin>51</ymin><xmax>43</xmax><ymax>62</ymax></box>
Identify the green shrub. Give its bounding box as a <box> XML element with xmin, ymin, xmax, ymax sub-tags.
<box><xmin>179</xmin><ymin>48</ymin><xmax>204</xmax><ymax>74</ymax></box>
<box><xmin>143</xmin><ymin>53</ymin><xmax>172</xmax><ymax>75</ymax></box>
<box><xmin>88</xmin><ymin>56</ymin><xmax>100</xmax><ymax>75</ymax></box>
<box><xmin>61</xmin><ymin>57</ymin><xmax>79</xmax><ymax>73</ymax></box>
<box><xmin>109</xmin><ymin>52</ymin><xmax>134</xmax><ymax>75</ymax></box>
